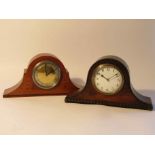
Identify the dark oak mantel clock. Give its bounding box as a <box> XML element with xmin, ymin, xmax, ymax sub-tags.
<box><xmin>3</xmin><ymin>53</ymin><xmax>78</xmax><ymax>97</ymax></box>
<box><xmin>65</xmin><ymin>56</ymin><xmax>153</xmax><ymax>111</ymax></box>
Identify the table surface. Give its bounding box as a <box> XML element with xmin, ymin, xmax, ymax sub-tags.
<box><xmin>0</xmin><ymin>20</ymin><xmax>155</xmax><ymax>134</ymax></box>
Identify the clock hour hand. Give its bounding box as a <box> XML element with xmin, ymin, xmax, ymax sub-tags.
<box><xmin>45</xmin><ymin>64</ymin><xmax>55</xmax><ymax>76</ymax></box>
<box><xmin>97</xmin><ymin>73</ymin><xmax>108</xmax><ymax>81</ymax></box>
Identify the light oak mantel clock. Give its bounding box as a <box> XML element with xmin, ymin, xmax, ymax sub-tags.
<box><xmin>3</xmin><ymin>53</ymin><xmax>78</xmax><ymax>97</ymax></box>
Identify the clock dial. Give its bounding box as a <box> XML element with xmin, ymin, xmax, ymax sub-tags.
<box><xmin>92</xmin><ymin>64</ymin><xmax>124</xmax><ymax>95</ymax></box>
<box><xmin>32</xmin><ymin>61</ymin><xmax>61</xmax><ymax>89</ymax></box>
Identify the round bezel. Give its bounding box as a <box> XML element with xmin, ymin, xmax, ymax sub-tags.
<box><xmin>91</xmin><ymin>64</ymin><xmax>124</xmax><ymax>95</ymax></box>
<box><xmin>32</xmin><ymin>60</ymin><xmax>61</xmax><ymax>89</ymax></box>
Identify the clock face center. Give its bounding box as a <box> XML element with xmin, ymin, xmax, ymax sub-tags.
<box><xmin>32</xmin><ymin>60</ymin><xmax>61</xmax><ymax>89</ymax></box>
<box><xmin>92</xmin><ymin>64</ymin><xmax>124</xmax><ymax>95</ymax></box>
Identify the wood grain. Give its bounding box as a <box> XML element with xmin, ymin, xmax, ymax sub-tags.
<box><xmin>65</xmin><ymin>56</ymin><xmax>153</xmax><ymax>111</ymax></box>
<box><xmin>3</xmin><ymin>53</ymin><xmax>79</xmax><ymax>97</ymax></box>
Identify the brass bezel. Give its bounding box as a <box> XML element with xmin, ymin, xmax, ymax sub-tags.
<box><xmin>91</xmin><ymin>64</ymin><xmax>124</xmax><ymax>95</ymax></box>
<box><xmin>32</xmin><ymin>60</ymin><xmax>61</xmax><ymax>89</ymax></box>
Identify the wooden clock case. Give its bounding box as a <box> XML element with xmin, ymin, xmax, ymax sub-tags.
<box><xmin>65</xmin><ymin>56</ymin><xmax>153</xmax><ymax>111</ymax></box>
<box><xmin>3</xmin><ymin>53</ymin><xmax>79</xmax><ymax>97</ymax></box>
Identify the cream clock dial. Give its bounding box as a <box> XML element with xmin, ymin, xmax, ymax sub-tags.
<box><xmin>92</xmin><ymin>64</ymin><xmax>124</xmax><ymax>95</ymax></box>
<box><xmin>32</xmin><ymin>61</ymin><xmax>61</xmax><ymax>89</ymax></box>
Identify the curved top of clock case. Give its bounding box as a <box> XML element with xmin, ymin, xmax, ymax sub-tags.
<box><xmin>27</xmin><ymin>53</ymin><xmax>67</xmax><ymax>74</ymax></box>
<box><xmin>85</xmin><ymin>55</ymin><xmax>130</xmax><ymax>91</ymax></box>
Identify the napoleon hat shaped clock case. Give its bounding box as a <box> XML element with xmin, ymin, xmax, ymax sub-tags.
<box><xmin>3</xmin><ymin>53</ymin><xmax>79</xmax><ymax>97</ymax></box>
<box><xmin>65</xmin><ymin>56</ymin><xmax>153</xmax><ymax>111</ymax></box>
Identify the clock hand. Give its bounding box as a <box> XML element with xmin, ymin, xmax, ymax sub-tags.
<box><xmin>108</xmin><ymin>73</ymin><xmax>119</xmax><ymax>81</ymax></box>
<box><xmin>45</xmin><ymin>64</ymin><xmax>55</xmax><ymax>76</ymax></box>
<box><xmin>45</xmin><ymin>64</ymin><xmax>48</xmax><ymax>76</ymax></box>
<box><xmin>97</xmin><ymin>73</ymin><xmax>109</xmax><ymax>81</ymax></box>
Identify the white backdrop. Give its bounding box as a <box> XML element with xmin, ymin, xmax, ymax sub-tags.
<box><xmin>0</xmin><ymin>20</ymin><xmax>155</xmax><ymax>134</ymax></box>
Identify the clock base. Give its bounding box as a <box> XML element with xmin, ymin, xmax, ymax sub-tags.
<box><xmin>65</xmin><ymin>96</ymin><xmax>153</xmax><ymax>111</ymax></box>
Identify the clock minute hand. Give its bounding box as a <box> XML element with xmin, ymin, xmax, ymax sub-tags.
<box><xmin>45</xmin><ymin>64</ymin><xmax>52</xmax><ymax>76</ymax></box>
<box><xmin>108</xmin><ymin>73</ymin><xmax>119</xmax><ymax>81</ymax></box>
<box><xmin>45</xmin><ymin>64</ymin><xmax>55</xmax><ymax>76</ymax></box>
<box><xmin>45</xmin><ymin>64</ymin><xmax>48</xmax><ymax>76</ymax></box>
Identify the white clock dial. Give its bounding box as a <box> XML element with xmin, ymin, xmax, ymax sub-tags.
<box><xmin>92</xmin><ymin>64</ymin><xmax>124</xmax><ymax>95</ymax></box>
